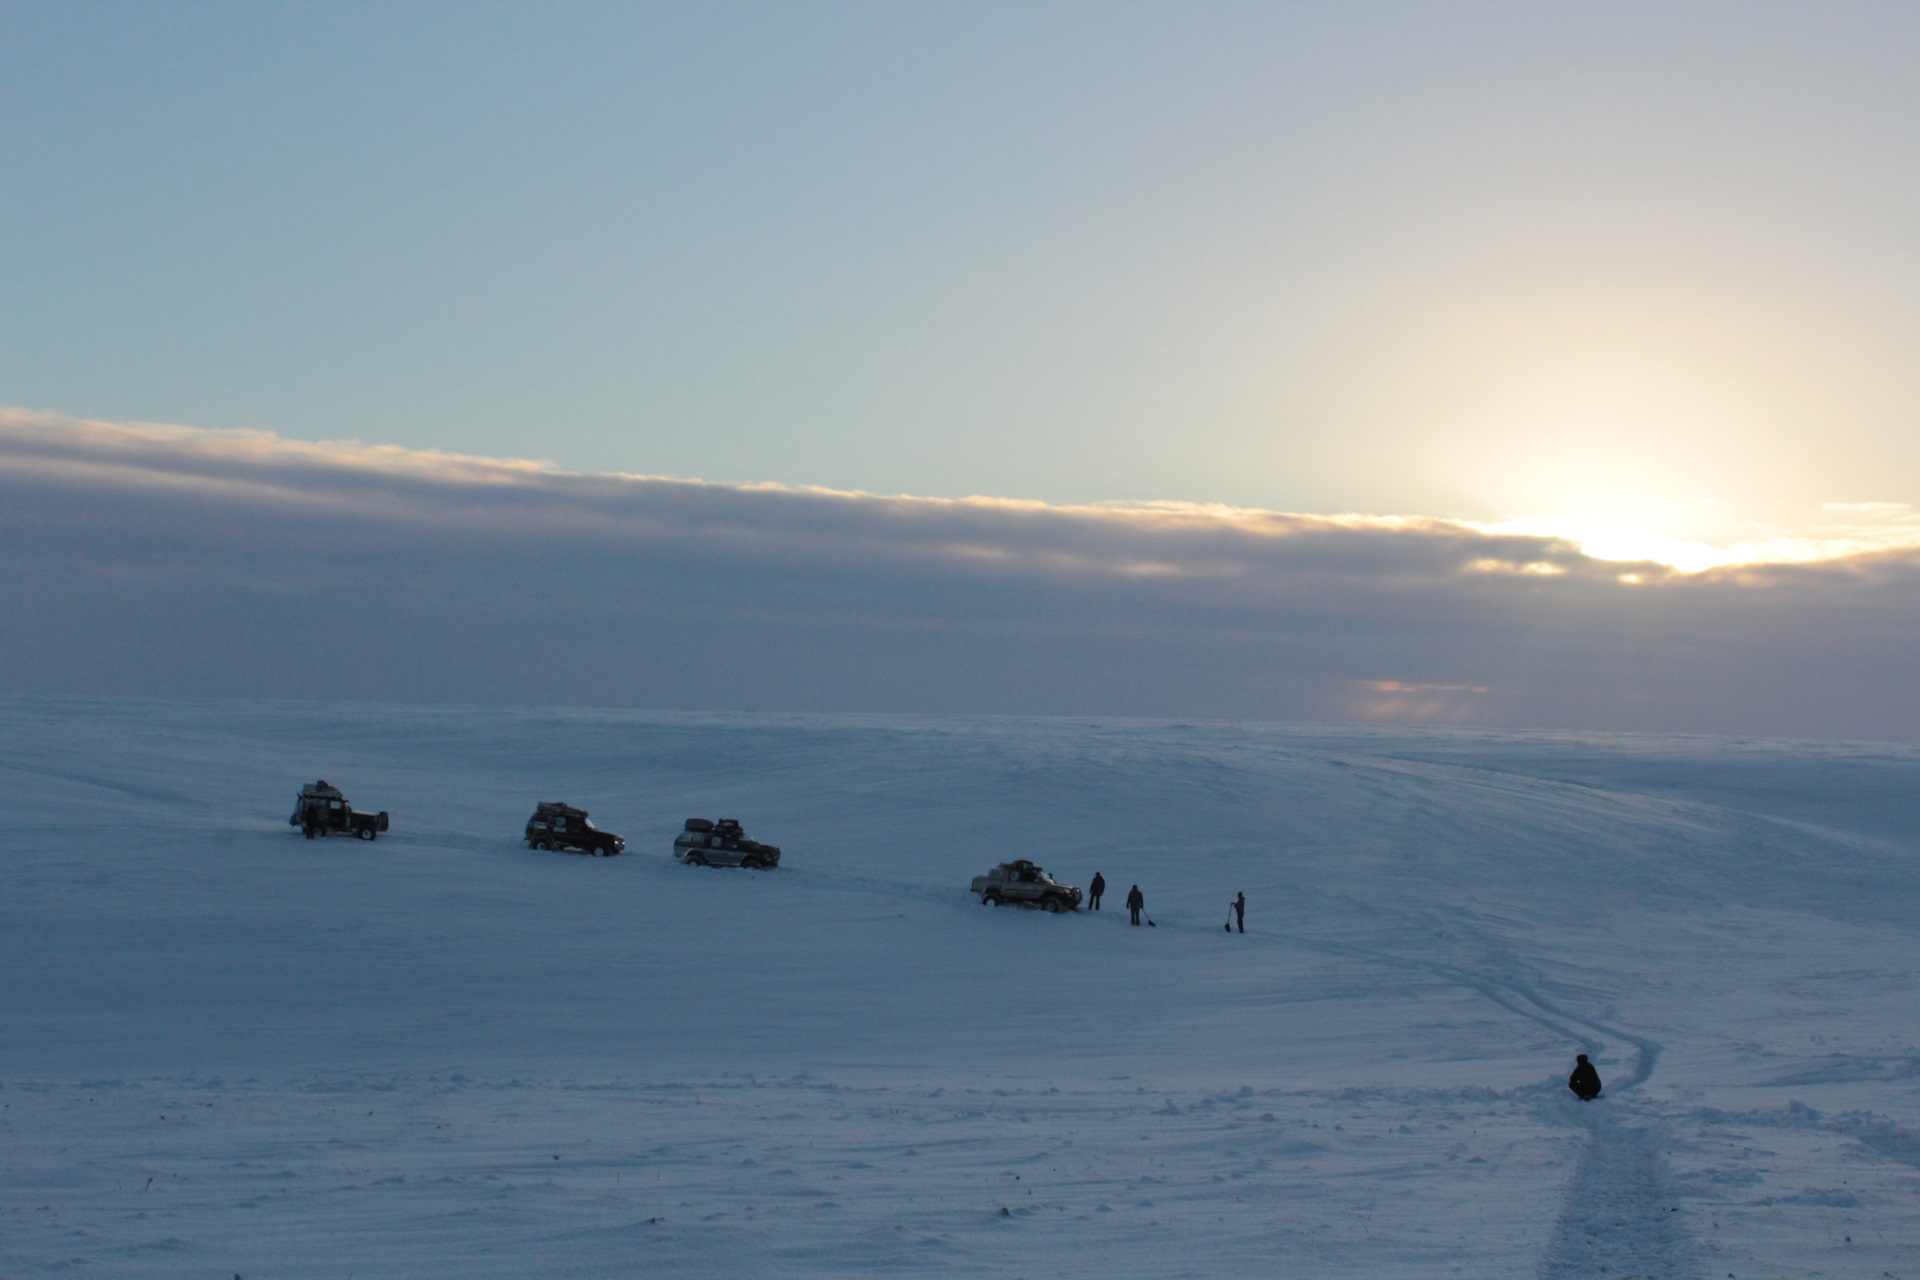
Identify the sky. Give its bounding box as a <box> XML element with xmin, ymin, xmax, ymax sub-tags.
<box><xmin>8</xmin><ymin>3</ymin><xmax>1920</xmax><ymax>559</ymax></box>
<box><xmin>6</xmin><ymin>3</ymin><xmax>1920</xmax><ymax>733</ymax></box>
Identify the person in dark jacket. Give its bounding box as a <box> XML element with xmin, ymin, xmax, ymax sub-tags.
<box><xmin>1568</xmin><ymin>1054</ymin><xmax>1602</xmax><ymax>1101</ymax></box>
<box><xmin>1231</xmin><ymin>892</ymin><xmax>1245</xmax><ymax>933</ymax></box>
<box><xmin>1126</xmin><ymin>885</ymin><xmax>1145</xmax><ymax>926</ymax></box>
<box><xmin>1088</xmin><ymin>872</ymin><xmax>1106</xmax><ymax>910</ymax></box>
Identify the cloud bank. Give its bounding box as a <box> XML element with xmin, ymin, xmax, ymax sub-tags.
<box><xmin>5</xmin><ymin>409</ymin><xmax>1919</xmax><ymax>740</ymax></box>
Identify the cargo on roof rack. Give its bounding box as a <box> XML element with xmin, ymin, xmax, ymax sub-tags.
<box><xmin>971</xmin><ymin>860</ymin><xmax>1080</xmax><ymax>912</ymax></box>
<box><xmin>525</xmin><ymin>802</ymin><xmax>625</xmax><ymax>857</ymax></box>
<box><xmin>288</xmin><ymin>780</ymin><xmax>389</xmax><ymax>842</ymax></box>
<box><xmin>674</xmin><ymin>818</ymin><xmax>781</xmax><ymax>870</ymax></box>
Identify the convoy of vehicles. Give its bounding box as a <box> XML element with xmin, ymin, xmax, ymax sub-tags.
<box><xmin>673</xmin><ymin>817</ymin><xmax>781</xmax><ymax>869</ymax></box>
<box><xmin>524</xmin><ymin>802</ymin><xmax>626</xmax><ymax>856</ymax></box>
<box><xmin>289</xmin><ymin>780</ymin><xmax>389</xmax><ymax>840</ymax></box>
<box><xmin>971</xmin><ymin>860</ymin><xmax>1083</xmax><ymax>912</ymax></box>
<box><xmin>287</xmin><ymin>786</ymin><xmax>1094</xmax><ymax>917</ymax></box>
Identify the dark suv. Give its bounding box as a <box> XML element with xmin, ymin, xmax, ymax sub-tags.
<box><xmin>673</xmin><ymin>818</ymin><xmax>781</xmax><ymax>869</ymax></box>
<box><xmin>524</xmin><ymin>802</ymin><xmax>626</xmax><ymax>856</ymax></box>
<box><xmin>289</xmin><ymin>780</ymin><xmax>389</xmax><ymax>841</ymax></box>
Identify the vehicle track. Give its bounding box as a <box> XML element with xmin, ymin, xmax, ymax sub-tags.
<box><xmin>1538</xmin><ymin>1109</ymin><xmax>1699</xmax><ymax>1280</ymax></box>
<box><xmin>1284</xmin><ymin>917</ymin><xmax>1694</xmax><ymax>1278</ymax></box>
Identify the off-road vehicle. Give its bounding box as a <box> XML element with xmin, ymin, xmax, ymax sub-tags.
<box><xmin>673</xmin><ymin>818</ymin><xmax>781</xmax><ymax>869</ymax></box>
<box><xmin>289</xmin><ymin>780</ymin><xmax>389</xmax><ymax>841</ymax></box>
<box><xmin>971</xmin><ymin>860</ymin><xmax>1081</xmax><ymax>912</ymax></box>
<box><xmin>524</xmin><ymin>802</ymin><xmax>626</xmax><ymax>856</ymax></box>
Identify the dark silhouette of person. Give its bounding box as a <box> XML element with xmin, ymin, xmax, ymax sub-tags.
<box><xmin>1126</xmin><ymin>885</ymin><xmax>1145</xmax><ymax>926</ymax></box>
<box><xmin>1231</xmin><ymin>892</ymin><xmax>1245</xmax><ymax>933</ymax></box>
<box><xmin>1568</xmin><ymin>1054</ymin><xmax>1602</xmax><ymax>1101</ymax></box>
<box><xmin>1088</xmin><ymin>872</ymin><xmax>1106</xmax><ymax>910</ymax></box>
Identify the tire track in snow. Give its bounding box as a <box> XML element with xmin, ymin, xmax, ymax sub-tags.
<box><xmin>1302</xmin><ymin>937</ymin><xmax>1698</xmax><ymax>1279</ymax></box>
<box><xmin>1538</xmin><ymin>1108</ymin><xmax>1698</xmax><ymax>1280</ymax></box>
<box><xmin>0</xmin><ymin>755</ymin><xmax>200</xmax><ymax>806</ymax></box>
<box><xmin>1298</xmin><ymin>933</ymin><xmax>1663</xmax><ymax>1090</ymax></box>
<box><xmin>1271</xmin><ymin>917</ymin><xmax>1695</xmax><ymax>1278</ymax></box>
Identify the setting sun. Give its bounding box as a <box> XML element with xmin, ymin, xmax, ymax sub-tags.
<box><xmin>1476</xmin><ymin>498</ymin><xmax>1920</xmax><ymax>571</ymax></box>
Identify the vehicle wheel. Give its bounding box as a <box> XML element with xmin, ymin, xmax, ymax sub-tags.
<box><xmin>687</xmin><ymin>852</ymin><xmax>706</xmax><ymax>866</ymax></box>
<box><xmin>983</xmin><ymin>891</ymin><xmax>1000</xmax><ymax>906</ymax></box>
<box><xmin>1042</xmin><ymin>896</ymin><xmax>1064</xmax><ymax>913</ymax></box>
<box><xmin>535</xmin><ymin>839</ymin><xmax>550</xmax><ymax>851</ymax></box>
<box><xmin>358</xmin><ymin>826</ymin><xmax>375</xmax><ymax>841</ymax></box>
<box><xmin>741</xmin><ymin>855</ymin><xmax>765</xmax><ymax>870</ymax></box>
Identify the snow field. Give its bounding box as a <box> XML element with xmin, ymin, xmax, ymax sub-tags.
<box><xmin>5</xmin><ymin>1074</ymin><xmax>1569</xmax><ymax>1280</ymax></box>
<box><xmin>4</xmin><ymin>699</ymin><xmax>1920</xmax><ymax>1277</ymax></box>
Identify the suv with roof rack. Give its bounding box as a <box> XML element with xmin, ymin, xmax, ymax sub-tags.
<box><xmin>289</xmin><ymin>780</ymin><xmax>389</xmax><ymax>841</ymax></box>
<box><xmin>971</xmin><ymin>860</ymin><xmax>1081</xmax><ymax>912</ymax></box>
<box><xmin>673</xmin><ymin>818</ymin><xmax>781</xmax><ymax>869</ymax></box>
<box><xmin>524</xmin><ymin>802</ymin><xmax>625</xmax><ymax>856</ymax></box>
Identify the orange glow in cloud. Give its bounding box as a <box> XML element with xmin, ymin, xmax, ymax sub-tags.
<box><xmin>1358</xmin><ymin>681</ymin><xmax>1490</xmax><ymax>724</ymax></box>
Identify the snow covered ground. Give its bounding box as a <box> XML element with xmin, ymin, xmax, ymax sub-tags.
<box><xmin>4</xmin><ymin>698</ymin><xmax>1919</xmax><ymax>1278</ymax></box>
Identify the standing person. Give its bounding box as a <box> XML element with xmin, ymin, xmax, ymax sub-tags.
<box><xmin>1088</xmin><ymin>872</ymin><xmax>1106</xmax><ymax>910</ymax></box>
<box><xmin>1231</xmin><ymin>891</ymin><xmax>1245</xmax><ymax>934</ymax></box>
<box><xmin>1126</xmin><ymin>884</ymin><xmax>1145</xmax><ymax>926</ymax></box>
<box><xmin>1568</xmin><ymin>1054</ymin><xmax>1602</xmax><ymax>1101</ymax></box>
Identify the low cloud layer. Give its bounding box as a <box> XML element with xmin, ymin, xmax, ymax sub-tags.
<box><xmin>5</xmin><ymin>409</ymin><xmax>1919</xmax><ymax>739</ymax></box>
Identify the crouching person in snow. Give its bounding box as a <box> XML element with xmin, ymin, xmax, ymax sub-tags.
<box><xmin>1126</xmin><ymin>885</ymin><xmax>1145</xmax><ymax>926</ymax></box>
<box><xmin>1568</xmin><ymin>1054</ymin><xmax>1602</xmax><ymax>1101</ymax></box>
<box><xmin>1088</xmin><ymin>871</ymin><xmax>1106</xmax><ymax>910</ymax></box>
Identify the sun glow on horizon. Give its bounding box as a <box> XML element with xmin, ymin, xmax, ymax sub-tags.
<box><xmin>1424</xmin><ymin>352</ymin><xmax>1920</xmax><ymax>571</ymax></box>
<box><xmin>1443</xmin><ymin>401</ymin><xmax>1920</xmax><ymax>571</ymax></box>
<box><xmin>1474</xmin><ymin>500</ymin><xmax>1920</xmax><ymax>572</ymax></box>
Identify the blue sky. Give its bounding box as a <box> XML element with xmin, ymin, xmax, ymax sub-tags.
<box><xmin>8</xmin><ymin>2</ymin><xmax>1920</xmax><ymax>565</ymax></box>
